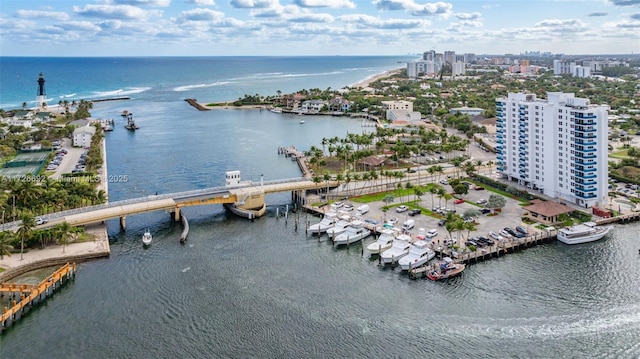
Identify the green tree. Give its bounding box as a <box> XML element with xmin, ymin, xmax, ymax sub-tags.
<box><xmin>0</xmin><ymin>231</ymin><xmax>13</xmax><ymax>259</ymax></box>
<box><xmin>55</xmin><ymin>221</ymin><xmax>73</xmax><ymax>253</ymax></box>
<box><xmin>17</xmin><ymin>214</ymin><xmax>35</xmax><ymax>260</ymax></box>
<box><xmin>486</xmin><ymin>194</ymin><xmax>507</xmax><ymax>214</ymax></box>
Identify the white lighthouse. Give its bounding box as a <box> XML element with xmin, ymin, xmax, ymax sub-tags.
<box><xmin>36</xmin><ymin>72</ymin><xmax>46</xmax><ymax>110</ymax></box>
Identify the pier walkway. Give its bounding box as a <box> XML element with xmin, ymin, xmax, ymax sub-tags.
<box><xmin>1</xmin><ymin>263</ymin><xmax>76</xmax><ymax>331</ymax></box>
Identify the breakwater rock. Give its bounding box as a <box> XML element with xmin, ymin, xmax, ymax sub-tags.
<box><xmin>185</xmin><ymin>98</ymin><xmax>211</xmax><ymax>111</ymax></box>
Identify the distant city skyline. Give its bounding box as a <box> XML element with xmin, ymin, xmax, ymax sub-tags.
<box><xmin>1</xmin><ymin>0</ymin><xmax>639</xmax><ymax>56</ymax></box>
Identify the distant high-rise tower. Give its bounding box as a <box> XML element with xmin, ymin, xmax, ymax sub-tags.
<box><xmin>36</xmin><ymin>72</ymin><xmax>46</xmax><ymax>110</ymax></box>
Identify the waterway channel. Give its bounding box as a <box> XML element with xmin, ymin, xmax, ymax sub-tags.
<box><xmin>2</xmin><ymin>102</ymin><xmax>640</xmax><ymax>357</ymax></box>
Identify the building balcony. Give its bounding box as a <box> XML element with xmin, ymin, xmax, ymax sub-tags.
<box><xmin>575</xmin><ymin>139</ymin><xmax>597</xmax><ymax>146</ymax></box>
<box><xmin>575</xmin><ymin>166</ymin><xmax>597</xmax><ymax>172</ymax></box>
<box><xmin>497</xmin><ymin>155</ymin><xmax>504</xmax><ymax>160</ymax></box>
<box><xmin>575</xmin><ymin>134</ymin><xmax>596</xmax><ymax>140</ymax></box>
<box><xmin>519</xmin><ymin>151</ymin><xmax>527</xmax><ymax>157</ymax></box>
<box><xmin>575</xmin><ymin>160</ymin><xmax>597</xmax><ymax>167</ymax></box>
<box><xmin>497</xmin><ymin>166</ymin><xmax>504</xmax><ymax>171</ymax></box>
<box><xmin>575</xmin><ymin>120</ymin><xmax>596</xmax><ymax>126</ymax></box>
<box><xmin>575</xmin><ymin>126</ymin><xmax>596</xmax><ymax>133</ymax></box>
<box><xmin>575</xmin><ymin>114</ymin><xmax>596</xmax><ymax>119</ymax></box>
<box><xmin>575</xmin><ymin>152</ymin><xmax>597</xmax><ymax>159</ymax></box>
<box><xmin>575</xmin><ymin>192</ymin><xmax>597</xmax><ymax>199</ymax></box>
<box><xmin>575</xmin><ymin>147</ymin><xmax>597</xmax><ymax>153</ymax></box>
<box><xmin>575</xmin><ymin>171</ymin><xmax>597</xmax><ymax>179</ymax></box>
<box><xmin>576</xmin><ymin>179</ymin><xmax>597</xmax><ymax>186</ymax></box>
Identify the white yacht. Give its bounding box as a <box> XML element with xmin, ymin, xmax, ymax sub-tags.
<box><xmin>333</xmin><ymin>220</ymin><xmax>371</xmax><ymax>245</ymax></box>
<box><xmin>366</xmin><ymin>228</ymin><xmax>399</xmax><ymax>254</ymax></box>
<box><xmin>398</xmin><ymin>240</ymin><xmax>435</xmax><ymax>270</ymax></box>
<box><xmin>557</xmin><ymin>222</ymin><xmax>613</xmax><ymax>245</ymax></box>
<box><xmin>142</xmin><ymin>229</ymin><xmax>152</xmax><ymax>246</ymax></box>
<box><xmin>326</xmin><ymin>214</ymin><xmax>352</xmax><ymax>237</ymax></box>
<box><xmin>307</xmin><ymin>212</ymin><xmax>338</xmax><ymax>234</ymax></box>
<box><xmin>380</xmin><ymin>234</ymin><xmax>412</xmax><ymax>264</ymax></box>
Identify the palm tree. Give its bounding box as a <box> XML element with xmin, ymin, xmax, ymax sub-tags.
<box><xmin>0</xmin><ymin>231</ymin><xmax>13</xmax><ymax>259</ymax></box>
<box><xmin>55</xmin><ymin>221</ymin><xmax>73</xmax><ymax>253</ymax></box>
<box><xmin>17</xmin><ymin>214</ymin><xmax>35</xmax><ymax>260</ymax></box>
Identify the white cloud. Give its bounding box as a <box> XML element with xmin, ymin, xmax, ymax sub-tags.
<box><xmin>185</xmin><ymin>0</ymin><xmax>216</xmax><ymax>5</ymax></box>
<box><xmin>74</xmin><ymin>4</ymin><xmax>160</xmax><ymax>20</ymax></box>
<box><xmin>288</xmin><ymin>13</ymin><xmax>335</xmax><ymax>22</ymax></box>
<box><xmin>293</xmin><ymin>0</ymin><xmax>355</xmax><ymax>8</ymax></box>
<box><xmin>339</xmin><ymin>14</ymin><xmax>427</xmax><ymax>29</ymax></box>
<box><xmin>58</xmin><ymin>21</ymin><xmax>102</xmax><ymax>32</ymax></box>
<box><xmin>14</xmin><ymin>10</ymin><xmax>70</xmax><ymax>21</ymax></box>
<box><xmin>454</xmin><ymin>12</ymin><xmax>481</xmax><ymax>20</ymax></box>
<box><xmin>373</xmin><ymin>0</ymin><xmax>453</xmax><ymax>17</ymax></box>
<box><xmin>230</xmin><ymin>0</ymin><xmax>277</xmax><ymax>8</ymax></box>
<box><xmin>177</xmin><ymin>8</ymin><xmax>225</xmax><ymax>22</ymax></box>
<box><xmin>110</xmin><ymin>0</ymin><xmax>171</xmax><ymax>7</ymax></box>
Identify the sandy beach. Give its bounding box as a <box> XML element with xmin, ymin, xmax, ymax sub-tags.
<box><xmin>200</xmin><ymin>67</ymin><xmax>404</xmax><ymax>110</ymax></box>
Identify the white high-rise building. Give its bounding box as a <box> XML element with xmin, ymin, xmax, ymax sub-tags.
<box><xmin>495</xmin><ymin>92</ymin><xmax>608</xmax><ymax>208</ymax></box>
<box><xmin>452</xmin><ymin>62</ymin><xmax>466</xmax><ymax>76</ymax></box>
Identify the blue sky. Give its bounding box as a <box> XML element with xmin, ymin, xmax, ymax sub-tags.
<box><xmin>1</xmin><ymin>0</ymin><xmax>639</xmax><ymax>56</ymax></box>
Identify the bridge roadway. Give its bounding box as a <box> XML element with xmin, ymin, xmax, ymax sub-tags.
<box><xmin>12</xmin><ymin>177</ymin><xmax>336</xmax><ymax>229</ymax></box>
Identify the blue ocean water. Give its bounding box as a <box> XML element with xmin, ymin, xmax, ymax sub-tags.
<box><xmin>0</xmin><ymin>56</ymin><xmax>412</xmax><ymax>109</ymax></box>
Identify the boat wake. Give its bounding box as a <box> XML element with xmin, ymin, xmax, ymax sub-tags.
<box><xmin>181</xmin><ymin>267</ymin><xmax>191</xmax><ymax>273</ymax></box>
<box><xmin>448</xmin><ymin>304</ymin><xmax>640</xmax><ymax>339</ymax></box>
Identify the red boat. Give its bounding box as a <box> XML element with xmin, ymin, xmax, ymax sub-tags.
<box><xmin>426</xmin><ymin>257</ymin><xmax>466</xmax><ymax>280</ymax></box>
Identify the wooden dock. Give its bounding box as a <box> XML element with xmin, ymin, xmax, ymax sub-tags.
<box><xmin>595</xmin><ymin>211</ymin><xmax>640</xmax><ymax>225</ymax></box>
<box><xmin>409</xmin><ymin>231</ymin><xmax>557</xmax><ymax>278</ymax></box>
<box><xmin>1</xmin><ymin>263</ymin><xmax>77</xmax><ymax>332</ymax></box>
<box><xmin>278</xmin><ymin>146</ymin><xmax>312</xmax><ymax>178</ymax></box>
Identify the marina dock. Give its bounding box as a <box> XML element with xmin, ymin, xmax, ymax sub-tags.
<box><xmin>1</xmin><ymin>263</ymin><xmax>77</xmax><ymax>332</ymax></box>
<box><xmin>278</xmin><ymin>146</ymin><xmax>312</xmax><ymax>178</ymax></box>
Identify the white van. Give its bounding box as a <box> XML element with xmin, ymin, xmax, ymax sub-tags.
<box><xmin>356</xmin><ymin>204</ymin><xmax>369</xmax><ymax>215</ymax></box>
<box><xmin>401</xmin><ymin>219</ymin><xmax>415</xmax><ymax>231</ymax></box>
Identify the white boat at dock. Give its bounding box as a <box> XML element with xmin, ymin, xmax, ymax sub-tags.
<box><xmin>557</xmin><ymin>222</ymin><xmax>613</xmax><ymax>245</ymax></box>
<box><xmin>326</xmin><ymin>214</ymin><xmax>352</xmax><ymax>237</ymax></box>
<box><xmin>142</xmin><ymin>229</ymin><xmax>152</xmax><ymax>246</ymax></box>
<box><xmin>333</xmin><ymin>220</ymin><xmax>371</xmax><ymax>245</ymax></box>
<box><xmin>366</xmin><ymin>228</ymin><xmax>399</xmax><ymax>254</ymax></box>
<box><xmin>398</xmin><ymin>240</ymin><xmax>435</xmax><ymax>270</ymax></box>
<box><xmin>380</xmin><ymin>234</ymin><xmax>412</xmax><ymax>264</ymax></box>
<box><xmin>307</xmin><ymin>212</ymin><xmax>338</xmax><ymax>234</ymax></box>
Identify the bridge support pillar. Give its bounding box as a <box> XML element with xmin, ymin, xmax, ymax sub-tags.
<box><xmin>173</xmin><ymin>208</ymin><xmax>181</xmax><ymax>222</ymax></box>
<box><xmin>119</xmin><ymin>216</ymin><xmax>126</xmax><ymax>231</ymax></box>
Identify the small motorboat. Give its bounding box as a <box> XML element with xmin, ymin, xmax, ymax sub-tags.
<box><xmin>142</xmin><ymin>229</ymin><xmax>152</xmax><ymax>246</ymax></box>
<box><xmin>427</xmin><ymin>257</ymin><xmax>465</xmax><ymax>280</ymax></box>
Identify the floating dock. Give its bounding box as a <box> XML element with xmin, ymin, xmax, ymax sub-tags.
<box><xmin>1</xmin><ymin>263</ymin><xmax>77</xmax><ymax>332</ymax></box>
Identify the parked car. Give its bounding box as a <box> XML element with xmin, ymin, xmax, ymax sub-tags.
<box><xmin>476</xmin><ymin>198</ymin><xmax>487</xmax><ymax>204</ymax></box>
<box><xmin>425</xmin><ymin>229</ymin><xmax>438</xmax><ymax>238</ymax></box>
<box><xmin>504</xmin><ymin>227</ymin><xmax>518</xmax><ymax>236</ymax></box>
<box><xmin>342</xmin><ymin>203</ymin><xmax>354</xmax><ymax>211</ymax></box>
<box><xmin>432</xmin><ymin>206</ymin><xmax>440</xmax><ymax>212</ymax></box>
<box><xmin>499</xmin><ymin>229</ymin><xmax>512</xmax><ymax>238</ymax></box>
<box><xmin>479</xmin><ymin>208</ymin><xmax>491</xmax><ymax>214</ymax></box>
<box><xmin>440</xmin><ymin>180</ymin><xmax>449</xmax><ymax>185</ymax></box>
<box><xmin>489</xmin><ymin>231</ymin><xmax>504</xmax><ymax>241</ymax></box>
<box><xmin>402</xmin><ymin>219</ymin><xmax>415</xmax><ymax>231</ymax></box>
<box><xmin>35</xmin><ymin>217</ymin><xmax>48</xmax><ymax>225</ymax></box>
<box><xmin>408</xmin><ymin>209</ymin><xmax>421</xmax><ymax>216</ymax></box>
<box><xmin>454</xmin><ymin>199</ymin><xmax>465</xmax><ymax>204</ymax></box>
<box><xmin>438</xmin><ymin>219</ymin><xmax>446</xmax><ymax>226</ymax></box>
<box><xmin>465</xmin><ymin>240</ymin><xmax>478</xmax><ymax>247</ymax></box>
<box><xmin>474</xmin><ymin>186</ymin><xmax>485</xmax><ymax>190</ymax></box>
<box><xmin>516</xmin><ymin>226</ymin><xmax>529</xmax><ymax>235</ymax></box>
<box><xmin>386</xmin><ymin>217</ymin><xmax>398</xmax><ymax>225</ymax></box>
<box><xmin>396</xmin><ymin>205</ymin><xmax>409</xmax><ymax>213</ymax></box>
<box><xmin>477</xmin><ymin>236</ymin><xmax>494</xmax><ymax>246</ymax></box>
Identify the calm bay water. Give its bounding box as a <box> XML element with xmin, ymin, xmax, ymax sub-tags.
<box><xmin>1</xmin><ymin>57</ymin><xmax>640</xmax><ymax>357</ymax></box>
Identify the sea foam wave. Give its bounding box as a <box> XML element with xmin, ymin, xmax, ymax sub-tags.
<box><xmin>173</xmin><ymin>81</ymin><xmax>231</xmax><ymax>92</ymax></box>
<box><xmin>92</xmin><ymin>87</ymin><xmax>151</xmax><ymax>98</ymax></box>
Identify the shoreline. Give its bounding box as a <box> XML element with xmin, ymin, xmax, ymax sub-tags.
<box><xmin>0</xmin><ymin>139</ymin><xmax>111</xmax><ymax>282</ymax></box>
<box><xmin>198</xmin><ymin>67</ymin><xmax>404</xmax><ymax>110</ymax></box>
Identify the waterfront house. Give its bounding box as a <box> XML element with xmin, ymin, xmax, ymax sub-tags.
<box><xmin>73</xmin><ymin>124</ymin><xmax>96</xmax><ymax>147</ymax></box>
<box><xmin>523</xmin><ymin>199</ymin><xmax>574</xmax><ymax>225</ymax></box>
<box><xmin>301</xmin><ymin>100</ymin><xmax>327</xmax><ymax>114</ymax></box>
<box><xmin>328</xmin><ymin>96</ymin><xmax>352</xmax><ymax>112</ymax></box>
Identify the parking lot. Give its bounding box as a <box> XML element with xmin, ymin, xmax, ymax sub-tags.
<box><xmin>50</xmin><ymin>138</ymin><xmax>87</xmax><ymax>179</ymax></box>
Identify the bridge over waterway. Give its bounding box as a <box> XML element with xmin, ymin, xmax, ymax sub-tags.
<box><xmin>17</xmin><ymin>177</ymin><xmax>336</xmax><ymax>230</ymax></box>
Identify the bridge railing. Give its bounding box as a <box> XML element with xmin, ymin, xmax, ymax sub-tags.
<box><xmin>4</xmin><ymin>177</ymin><xmax>312</xmax><ymax>228</ymax></box>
